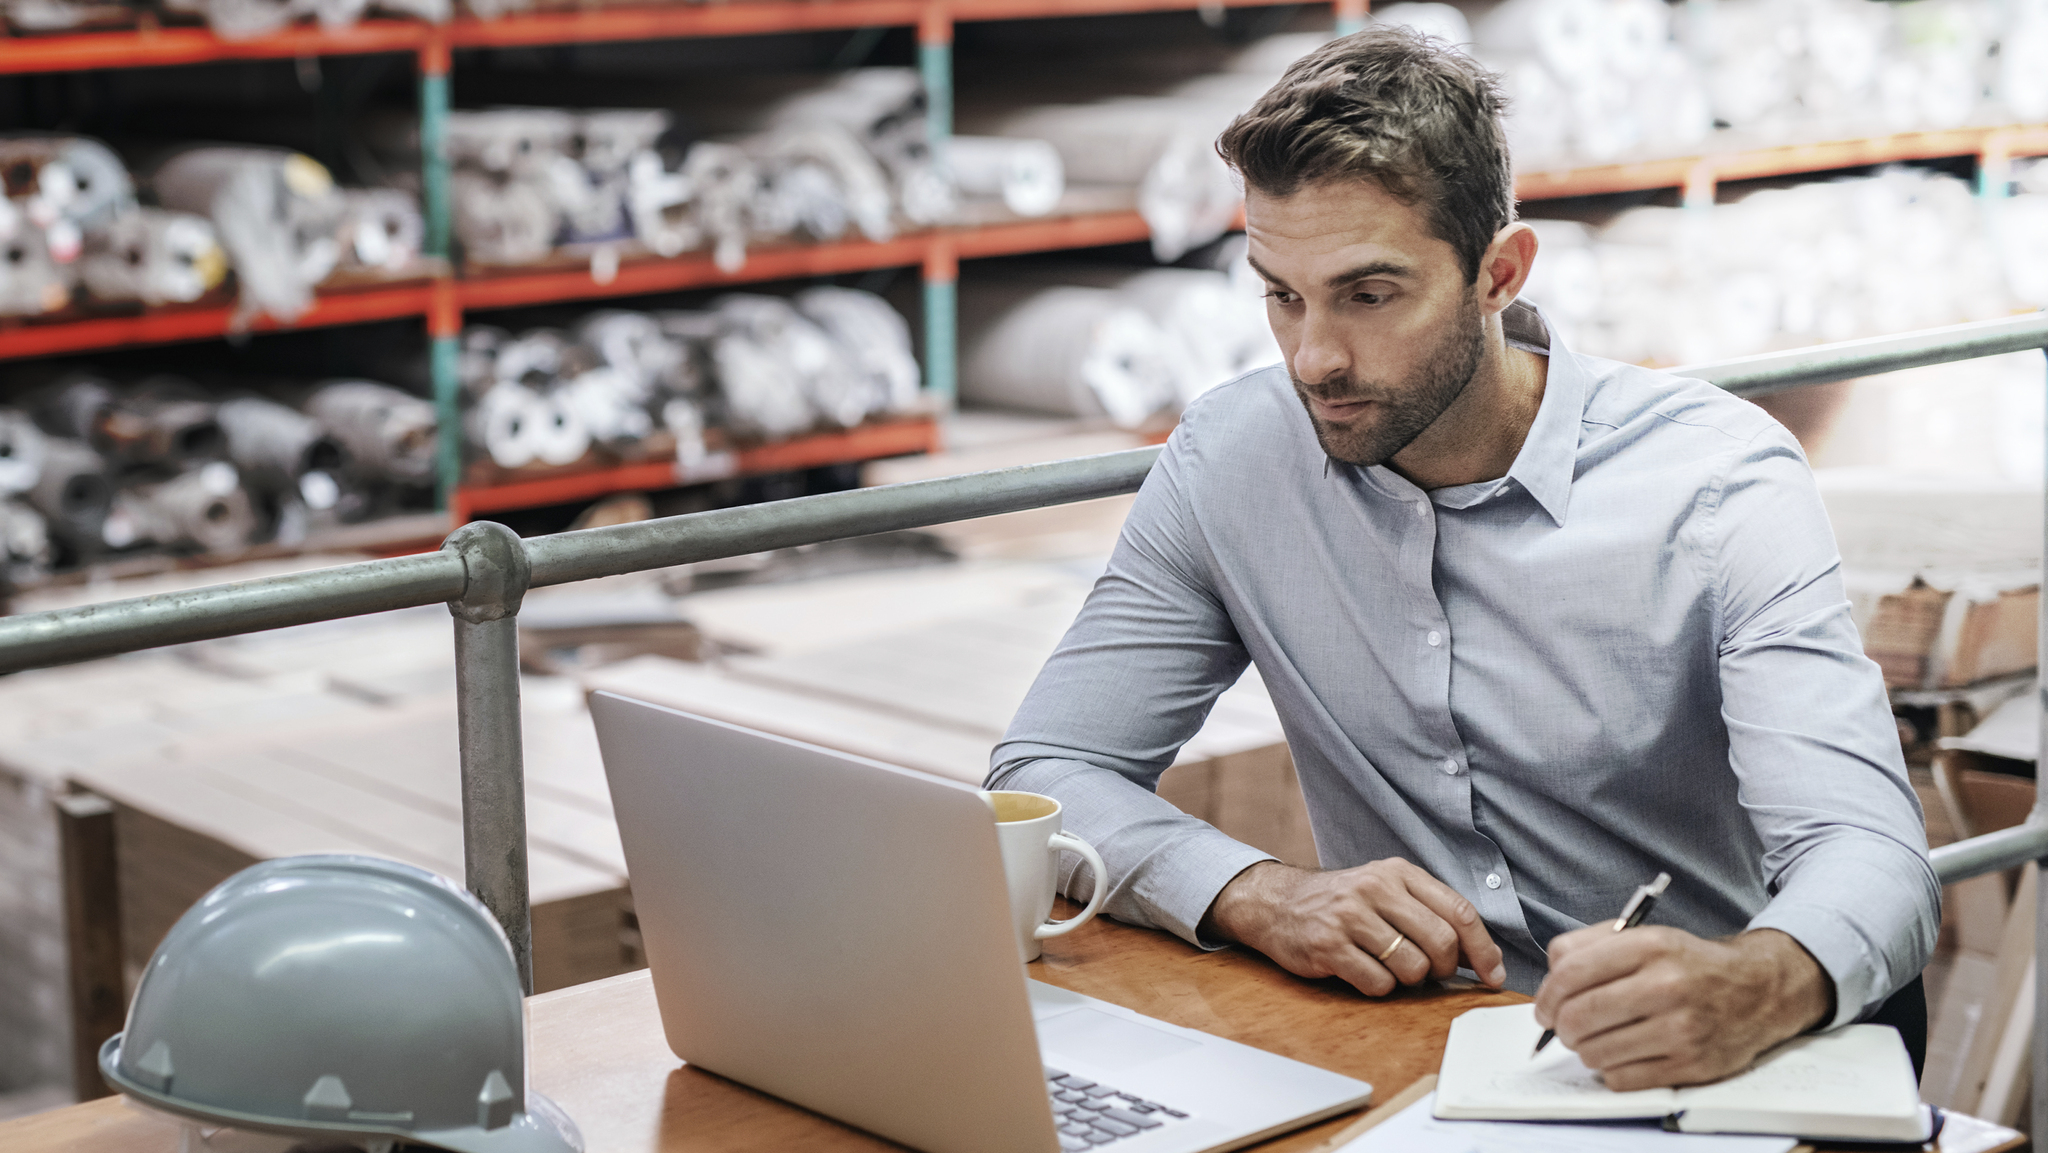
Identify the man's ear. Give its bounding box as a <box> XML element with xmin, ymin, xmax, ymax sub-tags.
<box><xmin>1478</xmin><ymin>222</ymin><xmax>1538</xmax><ymax>315</ymax></box>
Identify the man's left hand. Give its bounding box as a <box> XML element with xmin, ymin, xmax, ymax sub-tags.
<box><xmin>1531</xmin><ymin>926</ymin><xmax>1834</xmax><ymax>1090</ymax></box>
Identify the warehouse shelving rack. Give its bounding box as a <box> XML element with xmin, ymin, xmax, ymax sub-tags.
<box><xmin>0</xmin><ymin>0</ymin><xmax>2044</xmax><ymax>533</ymax></box>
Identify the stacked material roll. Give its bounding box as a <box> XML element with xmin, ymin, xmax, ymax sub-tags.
<box><xmin>959</xmin><ymin>260</ymin><xmax>1276</xmax><ymax>426</ymax></box>
<box><xmin>458</xmin><ymin>289</ymin><xmax>919</xmax><ymax>472</ymax></box>
<box><xmin>0</xmin><ymin>369</ymin><xmax>436</xmax><ymax>572</ymax></box>
<box><xmin>1518</xmin><ymin>167</ymin><xmax>2034</xmax><ymax>367</ymax></box>
<box><xmin>0</xmin><ymin>134</ymin><xmax>412</xmax><ymax>323</ymax></box>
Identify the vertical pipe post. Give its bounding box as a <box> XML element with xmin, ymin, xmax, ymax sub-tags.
<box><xmin>1334</xmin><ymin>0</ymin><xmax>1367</xmax><ymax>37</ymax></box>
<box><xmin>420</xmin><ymin>35</ymin><xmax>464</xmax><ymax>514</ymax></box>
<box><xmin>919</xmin><ymin>4</ymin><xmax>957</xmax><ymax>410</ymax></box>
<box><xmin>55</xmin><ymin>791</ymin><xmax>123</xmax><ymax>1102</ymax></box>
<box><xmin>419</xmin><ymin>35</ymin><xmax>453</xmax><ymax>263</ymax></box>
<box><xmin>443</xmin><ymin>520</ymin><xmax>535</xmax><ymax>993</ymax></box>
<box><xmin>2034</xmin><ymin>345</ymin><xmax>2048</xmax><ymax>1142</ymax></box>
<box><xmin>923</xmin><ymin>241</ymin><xmax>958</xmax><ymax>410</ymax></box>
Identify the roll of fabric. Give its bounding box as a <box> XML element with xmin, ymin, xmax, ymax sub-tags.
<box><xmin>0</xmin><ymin>497</ymin><xmax>51</xmax><ymax>588</ymax></box>
<box><xmin>0</xmin><ymin>200</ymin><xmax>73</xmax><ymax>317</ymax></box>
<box><xmin>216</xmin><ymin>396</ymin><xmax>349</xmax><ymax>506</ymax></box>
<box><xmin>0</xmin><ymin>134</ymin><xmax>136</xmax><ymax>264</ymax></box>
<box><xmin>760</xmin><ymin>67</ymin><xmax>952</xmax><ymax>228</ymax></box>
<box><xmin>794</xmin><ymin>287</ymin><xmax>921</xmax><ymax>415</ymax></box>
<box><xmin>715</xmin><ymin>293</ymin><xmax>875</xmax><ymax>432</ymax></box>
<box><xmin>80</xmin><ymin>208</ymin><xmax>227</xmax><ymax>305</ymax></box>
<box><xmin>960</xmin><ymin>284</ymin><xmax>1177</xmax><ymax>428</ymax></box>
<box><xmin>302</xmin><ymin>380</ymin><xmax>438</xmax><ymax>487</ymax></box>
<box><xmin>574</xmin><ymin>310</ymin><xmax>694</xmax><ymax>396</ymax></box>
<box><xmin>447</xmin><ymin>108</ymin><xmax>576</xmax><ymax>177</ymax></box>
<box><xmin>0</xmin><ymin>407</ymin><xmax>48</xmax><ymax>495</ymax></box>
<box><xmin>553</xmin><ymin>367</ymin><xmax>651</xmax><ymax>449</ymax></box>
<box><xmin>625</xmin><ymin>149</ymin><xmax>697</xmax><ymax>258</ymax></box>
<box><xmin>105</xmin><ymin>462</ymin><xmax>255</xmax><ymax>554</ymax></box>
<box><xmin>4</xmin><ymin>0</ymin><xmax>139</xmax><ymax>32</ymax></box>
<box><xmin>100</xmin><ymin>382</ymin><xmax>226</xmax><ymax>466</ymax></box>
<box><xmin>26</xmin><ymin>436</ymin><xmax>109</xmax><ymax>553</ymax></box>
<box><xmin>578</xmin><ymin>109</ymin><xmax>672</xmax><ymax>177</ymax></box>
<box><xmin>978</xmin><ymin>99</ymin><xmax>1238</xmax><ymax>261</ymax></box>
<box><xmin>451</xmin><ymin>170</ymin><xmax>558</xmax><ymax>266</ymax></box>
<box><xmin>468</xmin><ymin>381</ymin><xmax>551</xmax><ymax>469</ymax></box>
<box><xmin>1114</xmin><ymin>267</ymin><xmax>1277</xmax><ymax>405</ymax></box>
<box><xmin>26</xmin><ymin>371</ymin><xmax>114</xmax><ymax>444</ymax></box>
<box><xmin>946</xmin><ymin>136</ymin><xmax>1065</xmax><ymax>218</ymax></box>
<box><xmin>704</xmin><ymin>298</ymin><xmax>821</xmax><ymax>441</ymax></box>
<box><xmin>749</xmin><ymin>123</ymin><xmax>896</xmax><ymax>243</ymax></box>
<box><xmin>529</xmin><ymin>389</ymin><xmax>590</xmax><ymax>466</ymax></box>
<box><xmin>150</xmin><ymin>148</ymin><xmax>345</xmax><ymax>325</ymax></box>
<box><xmin>338</xmin><ymin>187</ymin><xmax>424</xmax><ymax>272</ymax></box>
<box><xmin>680</xmin><ymin>142</ymin><xmax>757</xmax><ymax>273</ymax></box>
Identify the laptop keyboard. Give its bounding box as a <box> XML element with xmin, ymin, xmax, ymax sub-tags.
<box><xmin>1044</xmin><ymin>1066</ymin><xmax>1189</xmax><ymax>1149</ymax></box>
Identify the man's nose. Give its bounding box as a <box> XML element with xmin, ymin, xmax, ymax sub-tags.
<box><xmin>1290</xmin><ymin>306</ymin><xmax>1353</xmax><ymax>388</ymax></box>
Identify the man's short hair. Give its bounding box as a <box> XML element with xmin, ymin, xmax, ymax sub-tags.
<box><xmin>1216</xmin><ymin>26</ymin><xmax>1514</xmax><ymax>285</ymax></box>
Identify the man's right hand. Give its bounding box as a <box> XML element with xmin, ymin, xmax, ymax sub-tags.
<box><xmin>1199</xmin><ymin>859</ymin><xmax>1507</xmax><ymax>997</ymax></box>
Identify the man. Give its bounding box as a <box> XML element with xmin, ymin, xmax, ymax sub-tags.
<box><xmin>985</xmin><ymin>27</ymin><xmax>1937</xmax><ymax>1090</ymax></box>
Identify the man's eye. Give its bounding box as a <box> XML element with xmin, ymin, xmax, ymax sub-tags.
<box><xmin>1264</xmin><ymin>290</ymin><xmax>1298</xmax><ymax>305</ymax></box>
<box><xmin>1355</xmin><ymin>292</ymin><xmax>1385</xmax><ymax>306</ymax></box>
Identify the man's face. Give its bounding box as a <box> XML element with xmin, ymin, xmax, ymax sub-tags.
<box><xmin>1245</xmin><ymin>177</ymin><xmax>1485</xmax><ymax>467</ymax></box>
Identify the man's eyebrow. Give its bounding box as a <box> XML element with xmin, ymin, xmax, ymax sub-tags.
<box><xmin>1244</xmin><ymin>254</ymin><xmax>1289</xmax><ymax>290</ymax></box>
<box><xmin>1324</xmin><ymin>260</ymin><xmax>1414</xmax><ymax>288</ymax></box>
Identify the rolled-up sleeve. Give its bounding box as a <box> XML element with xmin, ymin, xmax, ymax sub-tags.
<box><xmin>987</xmin><ymin>427</ymin><xmax>1275</xmax><ymax>946</ymax></box>
<box><xmin>1708</xmin><ymin>425</ymin><xmax>1940</xmax><ymax>1028</ymax></box>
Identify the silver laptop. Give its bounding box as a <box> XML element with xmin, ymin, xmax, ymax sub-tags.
<box><xmin>590</xmin><ymin>691</ymin><xmax>1372</xmax><ymax>1153</ymax></box>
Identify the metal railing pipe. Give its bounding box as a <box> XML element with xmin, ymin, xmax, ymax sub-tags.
<box><xmin>1680</xmin><ymin>310</ymin><xmax>2048</xmax><ymax>398</ymax></box>
<box><xmin>1931</xmin><ymin>823</ymin><xmax>2048</xmax><ymax>886</ymax></box>
<box><xmin>524</xmin><ymin>445</ymin><xmax>1163</xmax><ymax>588</ymax></box>
<box><xmin>0</xmin><ymin>551</ymin><xmax>467</xmax><ymax>675</ymax></box>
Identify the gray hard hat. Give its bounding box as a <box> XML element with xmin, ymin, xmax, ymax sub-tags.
<box><xmin>100</xmin><ymin>854</ymin><xmax>581</xmax><ymax>1153</ymax></box>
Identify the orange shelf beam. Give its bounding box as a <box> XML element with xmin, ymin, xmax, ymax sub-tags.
<box><xmin>0</xmin><ymin>283</ymin><xmax>434</xmax><ymax>361</ymax></box>
<box><xmin>0</xmin><ymin>0</ymin><xmax>1303</xmax><ymax>73</ymax></box>
<box><xmin>451</xmin><ymin>416</ymin><xmax>941</xmax><ymax>521</ymax></box>
<box><xmin>0</xmin><ymin>19</ymin><xmax>429</xmax><ymax>73</ymax></box>
<box><xmin>1514</xmin><ymin>123</ymin><xmax>2048</xmax><ymax>201</ymax></box>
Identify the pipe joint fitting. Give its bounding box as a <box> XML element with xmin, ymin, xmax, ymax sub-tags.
<box><xmin>442</xmin><ymin>520</ymin><xmax>531</xmax><ymax>624</ymax></box>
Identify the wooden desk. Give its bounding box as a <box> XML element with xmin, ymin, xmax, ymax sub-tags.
<box><xmin>0</xmin><ymin>911</ymin><xmax>2011</xmax><ymax>1153</ymax></box>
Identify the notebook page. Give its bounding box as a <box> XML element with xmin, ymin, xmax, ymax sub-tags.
<box><xmin>1434</xmin><ymin>1004</ymin><xmax>1678</xmax><ymax>1121</ymax></box>
<box><xmin>1672</xmin><ymin>1026</ymin><xmax>1925</xmax><ymax>1140</ymax></box>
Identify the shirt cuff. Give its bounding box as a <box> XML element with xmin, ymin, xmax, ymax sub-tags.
<box><xmin>993</xmin><ymin>755</ymin><xmax>1278</xmax><ymax>949</ymax></box>
<box><xmin>1744</xmin><ymin>900</ymin><xmax>1881</xmax><ymax>1031</ymax></box>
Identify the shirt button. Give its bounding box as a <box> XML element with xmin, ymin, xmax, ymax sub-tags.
<box><xmin>1442</xmin><ymin>758</ymin><xmax>1460</xmax><ymax>775</ymax></box>
<box><xmin>1426</xmin><ymin>630</ymin><xmax>1442</xmax><ymax>647</ymax></box>
<box><xmin>1412</xmin><ymin>501</ymin><xmax>1428</xmax><ymax>517</ymax></box>
<box><xmin>1485</xmin><ymin>873</ymin><xmax>1502</xmax><ymax>890</ymax></box>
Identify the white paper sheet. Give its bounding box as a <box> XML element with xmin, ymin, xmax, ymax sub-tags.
<box><xmin>1336</xmin><ymin>1094</ymin><xmax>1798</xmax><ymax>1153</ymax></box>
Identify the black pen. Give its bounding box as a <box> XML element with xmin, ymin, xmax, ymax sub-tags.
<box><xmin>1532</xmin><ymin>871</ymin><xmax>1672</xmax><ymax>1056</ymax></box>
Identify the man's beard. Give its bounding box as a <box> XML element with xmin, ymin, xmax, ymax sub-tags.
<box><xmin>1292</xmin><ymin>296</ymin><xmax>1485</xmax><ymax>468</ymax></box>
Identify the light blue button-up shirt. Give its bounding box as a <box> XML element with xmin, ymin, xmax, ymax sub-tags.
<box><xmin>987</xmin><ymin>303</ymin><xmax>1936</xmax><ymax>1027</ymax></box>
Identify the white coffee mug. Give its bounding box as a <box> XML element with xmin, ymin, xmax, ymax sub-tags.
<box><xmin>987</xmin><ymin>790</ymin><xmax>1107</xmax><ymax>963</ymax></box>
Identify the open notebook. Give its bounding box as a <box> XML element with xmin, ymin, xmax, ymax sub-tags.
<box><xmin>1435</xmin><ymin>1004</ymin><xmax>1929</xmax><ymax>1143</ymax></box>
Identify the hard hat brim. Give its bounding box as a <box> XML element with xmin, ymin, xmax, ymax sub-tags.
<box><xmin>101</xmin><ymin>1033</ymin><xmax>584</xmax><ymax>1153</ymax></box>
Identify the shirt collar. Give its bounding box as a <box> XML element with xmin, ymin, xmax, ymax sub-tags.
<box><xmin>1495</xmin><ymin>300</ymin><xmax>1582</xmax><ymax>527</ymax></box>
<box><xmin>1349</xmin><ymin>300</ymin><xmax>1586</xmax><ymax>524</ymax></box>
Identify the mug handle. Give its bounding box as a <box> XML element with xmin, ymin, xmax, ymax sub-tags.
<box><xmin>1034</xmin><ymin>831</ymin><xmax>1108</xmax><ymax>940</ymax></box>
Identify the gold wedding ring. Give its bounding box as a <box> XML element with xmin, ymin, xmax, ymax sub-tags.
<box><xmin>1376</xmin><ymin>934</ymin><xmax>1407</xmax><ymax>963</ymax></box>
